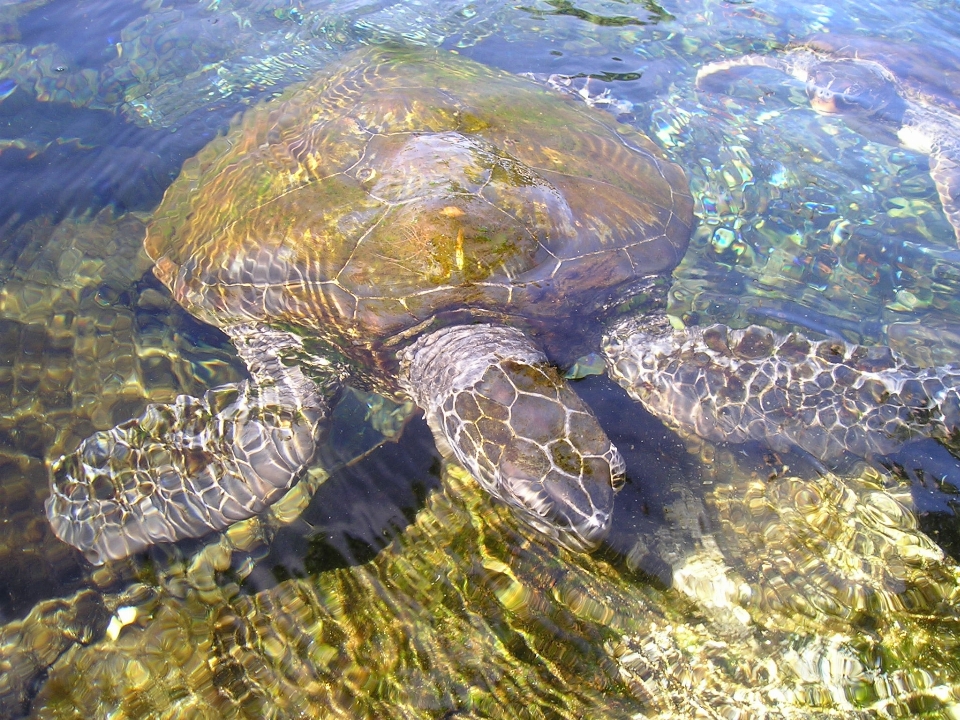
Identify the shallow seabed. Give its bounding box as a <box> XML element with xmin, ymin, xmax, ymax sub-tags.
<box><xmin>1</xmin><ymin>0</ymin><xmax>960</xmax><ymax>717</ymax></box>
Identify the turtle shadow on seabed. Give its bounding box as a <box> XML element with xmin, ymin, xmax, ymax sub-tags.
<box><xmin>878</xmin><ymin>438</ymin><xmax>960</xmax><ymax>561</ymax></box>
<box><xmin>229</xmin><ymin>372</ymin><xmax>702</xmax><ymax>595</ymax></box>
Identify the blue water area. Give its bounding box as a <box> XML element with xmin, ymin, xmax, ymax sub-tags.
<box><xmin>17</xmin><ymin>0</ymin><xmax>145</xmax><ymax>68</ymax></box>
<box><xmin>0</xmin><ymin>91</ymin><xmax>189</xmax><ymax>224</ymax></box>
<box><xmin>0</xmin><ymin>85</ymin><xmax>260</xmax><ymax>228</ymax></box>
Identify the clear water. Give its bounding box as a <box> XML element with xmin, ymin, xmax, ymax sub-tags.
<box><xmin>2</xmin><ymin>0</ymin><xmax>960</xmax><ymax>717</ymax></box>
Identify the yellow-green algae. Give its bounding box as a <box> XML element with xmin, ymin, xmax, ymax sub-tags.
<box><xmin>12</xmin><ymin>451</ymin><xmax>960</xmax><ymax>720</ymax></box>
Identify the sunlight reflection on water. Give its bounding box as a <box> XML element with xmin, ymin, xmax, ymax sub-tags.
<box><xmin>1</xmin><ymin>0</ymin><xmax>960</xmax><ymax>717</ymax></box>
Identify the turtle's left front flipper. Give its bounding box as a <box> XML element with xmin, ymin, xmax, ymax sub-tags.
<box><xmin>400</xmin><ymin>324</ymin><xmax>625</xmax><ymax>552</ymax></box>
<box><xmin>604</xmin><ymin>317</ymin><xmax>960</xmax><ymax>462</ymax></box>
<box><xmin>929</xmin><ymin>140</ymin><xmax>960</xmax><ymax>247</ymax></box>
<box><xmin>46</xmin><ymin>325</ymin><xmax>327</xmax><ymax>565</ymax></box>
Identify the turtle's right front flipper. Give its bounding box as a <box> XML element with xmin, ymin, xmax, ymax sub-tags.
<box><xmin>46</xmin><ymin>325</ymin><xmax>327</xmax><ymax>565</ymax></box>
<box><xmin>400</xmin><ymin>324</ymin><xmax>625</xmax><ymax>553</ymax></box>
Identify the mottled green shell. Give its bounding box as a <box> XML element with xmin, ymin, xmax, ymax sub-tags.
<box><xmin>146</xmin><ymin>46</ymin><xmax>692</xmax><ymax>347</ymax></box>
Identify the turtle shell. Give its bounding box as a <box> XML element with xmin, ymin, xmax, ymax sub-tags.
<box><xmin>145</xmin><ymin>46</ymin><xmax>692</xmax><ymax>352</ymax></box>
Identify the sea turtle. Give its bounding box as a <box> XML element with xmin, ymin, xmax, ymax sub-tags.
<box><xmin>695</xmin><ymin>33</ymin><xmax>960</xmax><ymax>247</ymax></box>
<box><xmin>45</xmin><ymin>45</ymin><xmax>960</xmax><ymax>566</ymax></box>
<box><xmin>45</xmin><ymin>45</ymin><xmax>692</xmax><ymax>564</ymax></box>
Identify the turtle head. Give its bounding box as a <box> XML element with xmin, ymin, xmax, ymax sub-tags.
<box><xmin>806</xmin><ymin>61</ymin><xmax>905</xmax><ymax>125</ymax></box>
<box><xmin>400</xmin><ymin>324</ymin><xmax>625</xmax><ymax>552</ymax></box>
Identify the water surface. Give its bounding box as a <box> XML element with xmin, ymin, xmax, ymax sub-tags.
<box><xmin>2</xmin><ymin>0</ymin><xmax>960</xmax><ymax>717</ymax></box>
